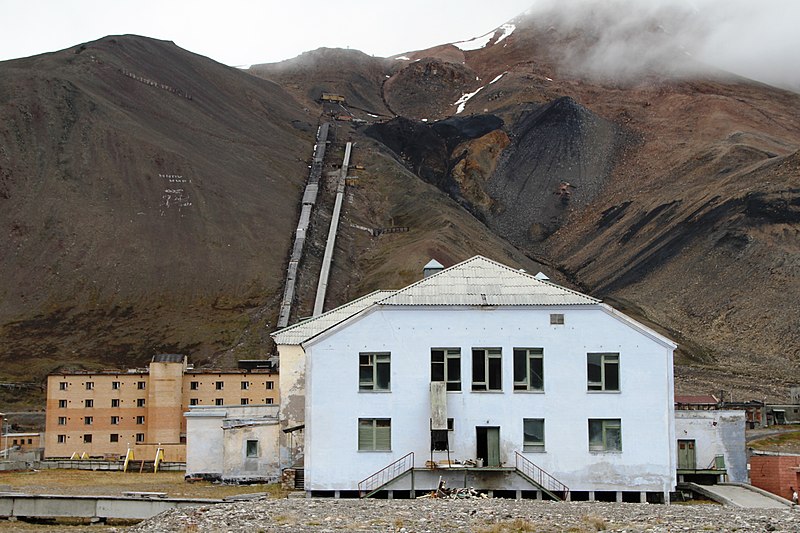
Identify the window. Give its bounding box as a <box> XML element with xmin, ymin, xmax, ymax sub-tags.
<box><xmin>136</xmin><ymin>416</ymin><xmax>145</xmax><ymax>425</ymax></box>
<box><xmin>111</xmin><ymin>399</ymin><xmax>120</xmax><ymax>407</ymax></box>
<box><xmin>27</xmin><ymin>439</ymin><xmax>32</xmax><ymax>444</ymax></box>
<box><xmin>83</xmin><ymin>434</ymin><xmax>92</xmax><ymax>443</ymax></box>
<box><xmin>265</xmin><ymin>381</ymin><xmax>274</xmax><ymax>390</ymax></box>
<box><xmin>137</xmin><ymin>398</ymin><xmax>146</xmax><ymax>407</ymax></box>
<box><xmin>587</xmin><ymin>353</ymin><xmax>620</xmax><ymax>391</ymax></box>
<box><xmin>246</xmin><ymin>439</ymin><xmax>258</xmax><ymax>458</ymax></box>
<box><xmin>58</xmin><ymin>416</ymin><xmax>67</xmax><ymax>425</ymax></box>
<box><xmin>241</xmin><ymin>381</ymin><xmax>249</xmax><ymax>390</ymax></box>
<box><xmin>59</xmin><ymin>382</ymin><xmax>68</xmax><ymax>390</ymax></box>
<box><xmin>58</xmin><ymin>399</ymin><xmax>67</xmax><ymax>408</ymax></box>
<box><xmin>85</xmin><ymin>399</ymin><xmax>94</xmax><ymax>408</ymax></box>
<box><xmin>110</xmin><ymin>434</ymin><xmax>119</xmax><ymax>443</ymax></box>
<box><xmin>431</xmin><ymin>348</ymin><xmax>461</xmax><ymax>391</ymax></box>
<box><xmin>241</xmin><ymin>398</ymin><xmax>249</xmax><ymax>405</ymax></box>
<box><xmin>137</xmin><ymin>381</ymin><xmax>146</xmax><ymax>390</ymax></box>
<box><xmin>84</xmin><ymin>416</ymin><xmax>93</xmax><ymax>425</ymax></box>
<box><xmin>359</xmin><ymin>353</ymin><xmax>390</xmax><ymax>391</ymax></box>
<box><xmin>85</xmin><ymin>382</ymin><xmax>94</xmax><ymax>390</ymax></box>
<box><xmin>589</xmin><ymin>419</ymin><xmax>622</xmax><ymax>452</ymax></box>
<box><xmin>215</xmin><ymin>398</ymin><xmax>224</xmax><ymax>406</ymax></box>
<box><xmin>265</xmin><ymin>398</ymin><xmax>274</xmax><ymax>405</ymax></box>
<box><xmin>514</xmin><ymin>348</ymin><xmax>544</xmax><ymax>391</ymax></box>
<box><xmin>136</xmin><ymin>433</ymin><xmax>144</xmax><ymax>443</ymax></box>
<box><xmin>111</xmin><ymin>416</ymin><xmax>119</xmax><ymax>425</ymax></box>
<box><xmin>358</xmin><ymin>418</ymin><xmax>391</xmax><ymax>451</ymax></box>
<box><xmin>472</xmin><ymin>348</ymin><xmax>502</xmax><ymax>391</ymax></box>
<box><xmin>57</xmin><ymin>435</ymin><xmax>66</xmax><ymax>443</ymax></box>
<box><xmin>215</xmin><ymin>381</ymin><xmax>224</xmax><ymax>390</ymax></box>
<box><xmin>190</xmin><ymin>381</ymin><xmax>199</xmax><ymax>390</ymax></box>
<box><xmin>550</xmin><ymin>313</ymin><xmax>565</xmax><ymax>325</ymax></box>
<box><xmin>523</xmin><ymin>419</ymin><xmax>545</xmax><ymax>452</ymax></box>
<box><xmin>112</xmin><ymin>381</ymin><xmax>120</xmax><ymax>390</ymax></box>
<box><xmin>189</xmin><ymin>398</ymin><xmax>199</xmax><ymax>406</ymax></box>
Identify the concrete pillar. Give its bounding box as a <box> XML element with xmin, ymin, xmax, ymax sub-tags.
<box><xmin>536</xmin><ymin>490</ymin><xmax>542</xmax><ymax>500</ymax></box>
<box><xmin>663</xmin><ymin>490</ymin><xmax>670</xmax><ymax>505</ymax></box>
<box><xmin>616</xmin><ymin>491</ymin><xmax>623</xmax><ymax>503</ymax></box>
<box><xmin>516</xmin><ymin>490</ymin><xmax>522</xmax><ymax>500</ymax></box>
<box><xmin>334</xmin><ymin>490</ymin><xmax>340</xmax><ymax>499</ymax></box>
<box><xmin>640</xmin><ymin>492</ymin><xmax>647</xmax><ymax>503</ymax></box>
<box><xmin>588</xmin><ymin>491</ymin><xmax>595</xmax><ymax>502</ymax></box>
<box><xmin>387</xmin><ymin>491</ymin><xmax>393</xmax><ymax>500</ymax></box>
<box><xmin>488</xmin><ymin>490</ymin><xmax>494</xmax><ymax>498</ymax></box>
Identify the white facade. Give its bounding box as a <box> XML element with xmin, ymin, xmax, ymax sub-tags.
<box><xmin>274</xmin><ymin>256</ymin><xmax>678</xmax><ymax>497</ymax></box>
<box><xmin>675</xmin><ymin>410</ymin><xmax>747</xmax><ymax>482</ymax></box>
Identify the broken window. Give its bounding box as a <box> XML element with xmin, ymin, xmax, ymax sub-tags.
<box><xmin>523</xmin><ymin>419</ymin><xmax>545</xmax><ymax>452</ymax></box>
<box><xmin>84</xmin><ymin>416</ymin><xmax>93</xmax><ymax>425</ymax></box>
<box><xmin>136</xmin><ymin>416</ymin><xmax>145</xmax><ymax>425</ymax></box>
<box><xmin>358</xmin><ymin>418</ymin><xmax>391</xmax><ymax>451</ymax></box>
<box><xmin>85</xmin><ymin>399</ymin><xmax>93</xmax><ymax>408</ymax></box>
<box><xmin>246</xmin><ymin>440</ymin><xmax>259</xmax><ymax>458</ymax></box>
<box><xmin>111</xmin><ymin>416</ymin><xmax>119</xmax><ymax>425</ymax></box>
<box><xmin>241</xmin><ymin>381</ymin><xmax>249</xmax><ymax>390</ymax></box>
<box><xmin>472</xmin><ymin>348</ymin><xmax>502</xmax><ymax>391</ymax></box>
<box><xmin>137</xmin><ymin>398</ymin><xmax>146</xmax><ymax>407</ymax></box>
<box><xmin>550</xmin><ymin>313</ymin><xmax>565</xmax><ymax>325</ymax></box>
<box><xmin>189</xmin><ymin>398</ymin><xmax>199</xmax><ymax>406</ymax></box>
<box><xmin>431</xmin><ymin>348</ymin><xmax>461</xmax><ymax>391</ymax></box>
<box><xmin>514</xmin><ymin>348</ymin><xmax>544</xmax><ymax>391</ymax></box>
<box><xmin>112</xmin><ymin>381</ymin><xmax>120</xmax><ymax>390</ymax></box>
<box><xmin>83</xmin><ymin>434</ymin><xmax>92</xmax><ymax>444</ymax></box>
<box><xmin>589</xmin><ymin>419</ymin><xmax>622</xmax><ymax>452</ymax></box>
<box><xmin>110</xmin><ymin>434</ymin><xmax>119</xmax><ymax>443</ymax></box>
<box><xmin>215</xmin><ymin>381</ymin><xmax>224</xmax><ymax>390</ymax></box>
<box><xmin>57</xmin><ymin>435</ymin><xmax>66</xmax><ymax>443</ymax></box>
<box><xmin>58</xmin><ymin>400</ymin><xmax>67</xmax><ymax>408</ymax></box>
<box><xmin>359</xmin><ymin>352</ymin><xmax>391</xmax><ymax>391</ymax></box>
<box><xmin>265</xmin><ymin>381</ymin><xmax>275</xmax><ymax>390</ymax></box>
<box><xmin>85</xmin><ymin>382</ymin><xmax>94</xmax><ymax>390</ymax></box>
<box><xmin>240</xmin><ymin>398</ymin><xmax>249</xmax><ymax>405</ymax></box>
<box><xmin>190</xmin><ymin>381</ymin><xmax>199</xmax><ymax>390</ymax></box>
<box><xmin>111</xmin><ymin>399</ymin><xmax>120</xmax><ymax>407</ymax></box>
<box><xmin>215</xmin><ymin>398</ymin><xmax>224</xmax><ymax>405</ymax></box>
<box><xmin>136</xmin><ymin>433</ymin><xmax>144</xmax><ymax>443</ymax></box>
<box><xmin>58</xmin><ymin>416</ymin><xmax>67</xmax><ymax>425</ymax></box>
<box><xmin>137</xmin><ymin>381</ymin><xmax>146</xmax><ymax>390</ymax></box>
<box><xmin>59</xmin><ymin>382</ymin><xmax>68</xmax><ymax>390</ymax></box>
<box><xmin>587</xmin><ymin>353</ymin><xmax>619</xmax><ymax>391</ymax></box>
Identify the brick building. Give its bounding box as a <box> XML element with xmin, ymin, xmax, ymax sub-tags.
<box><xmin>43</xmin><ymin>355</ymin><xmax>278</xmax><ymax>461</ymax></box>
<box><xmin>749</xmin><ymin>453</ymin><xmax>800</xmax><ymax>502</ymax></box>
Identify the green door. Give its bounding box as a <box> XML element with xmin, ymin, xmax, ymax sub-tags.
<box><xmin>677</xmin><ymin>439</ymin><xmax>696</xmax><ymax>469</ymax></box>
<box><xmin>486</xmin><ymin>427</ymin><xmax>501</xmax><ymax>467</ymax></box>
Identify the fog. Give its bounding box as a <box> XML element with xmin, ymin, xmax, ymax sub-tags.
<box><xmin>525</xmin><ymin>0</ymin><xmax>800</xmax><ymax>91</ymax></box>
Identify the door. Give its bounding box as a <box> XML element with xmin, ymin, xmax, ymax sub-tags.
<box><xmin>677</xmin><ymin>439</ymin><xmax>696</xmax><ymax>469</ymax></box>
<box><xmin>476</xmin><ymin>426</ymin><xmax>501</xmax><ymax>467</ymax></box>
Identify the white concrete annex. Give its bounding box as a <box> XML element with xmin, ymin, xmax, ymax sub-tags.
<box><xmin>272</xmin><ymin>256</ymin><xmax>678</xmax><ymax>500</ymax></box>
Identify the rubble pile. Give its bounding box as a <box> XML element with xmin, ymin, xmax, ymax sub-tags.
<box><xmin>417</xmin><ymin>479</ymin><xmax>486</xmax><ymax>499</ymax></box>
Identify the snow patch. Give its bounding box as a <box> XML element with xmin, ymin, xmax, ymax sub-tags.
<box><xmin>395</xmin><ymin>56</ymin><xmax>411</xmax><ymax>60</ymax></box>
<box><xmin>454</xmin><ymin>86</ymin><xmax>484</xmax><ymax>114</ymax></box>
<box><xmin>494</xmin><ymin>24</ymin><xmax>516</xmax><ymax>45</ymax></box>
<box><xmin>489</xmin><ymin>72</ymin><xmax>507</xmax><ymax>84</ymax></box>
<box><xmin>453</xmin><ymin>22</ymin><xmax>515</xmax><ymax>51</ymax></box>
<box><xmin>545</xmin><ymin>77</ymin><xmax>553</xmax><ymax>82</ymax></box>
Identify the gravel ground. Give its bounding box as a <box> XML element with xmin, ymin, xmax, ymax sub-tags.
<box><xmin>126</xmin><ymin>498</ymin><xmax>800</xmax><ymax>532</ymax></box>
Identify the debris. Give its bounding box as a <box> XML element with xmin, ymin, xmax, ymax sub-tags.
<box><xmin>416</xmin><ymin>478</ymin><xmax>487</xmax><ymax>499</ymax></box>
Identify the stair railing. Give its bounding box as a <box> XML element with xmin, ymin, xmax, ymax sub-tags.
<box><xmin>515</xmin><ymin>451</ymin><xmax>569</xmax><ymax>498</ymax></box>
<box><xmin>358</xmin><ymin>452</ymin><xmax>414</xmax><ymax>498</ymax></box>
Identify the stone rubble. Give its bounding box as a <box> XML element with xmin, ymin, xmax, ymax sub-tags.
<box><xmin>125</xmin><ymin>498</ymin><xmax>800</xmax><ymax>532</ymax></box>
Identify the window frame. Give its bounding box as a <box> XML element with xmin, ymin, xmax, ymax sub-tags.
<box><xmin>84</xmin><ymin>416</ymin><xmax>93</xmax><ymax>425</ymax></box>
<box><xmin>431</xmin><ymin>348</ymin><xmax>461</xmax><ymax>391</ymax></box>
<box><xmin>587</xmin><ymin>352</ymin><xmax>620</xmax><ymax>392</ymax></box>
<box><xmin>189</xmin><ymin>398</ymin><xmax>199</xmax><ymax>406</ymax></box>
<box><xmin>215</xmin><ymin>381</ymin><xmax>224</xmax><ymax>390</ymax></box>
<box><xmin>111</xmin><ymin>381</ymin><xmax>121</xmax><ymax>390</ymax></box>
<box><xmin>513</xmin><ymin>348</ymin><xmax>544</xmax><ymax>392</ymax></box>
<box><xmin>358</xmin><ymin>418</ymin><xmax>391</xmax><ymax>451</ymax></box>
<box><xmin>59</xmin><ymin>382</ymin><xmax>68</xmax><ymax>390</ymax></box>
<box><xmin>110</xmin><ymin>434</ymin><xmax>119</xmax><ymax>443</ymax></box>
<box><xmin>359</xmin><ymin>352</ymin><xmax>391</xmax><ymax>392</ymax></box>
<box><xmin>523</xmin><ymin>418</ymin><xmax>546</xmax><ymax>452</ymax></box>
<box><xmin>83</xmin><ymin>434</ymin><xmax>92</xmax><ymax>444</ymax></box>
<box><xmin>136</xmin><ymin>415</ymin><xmax>145</xmax><ymax>425</ymax></box>
<box><xmin>190</xmin><ymin>381</ymin><xmax>199</xmax><ymax>390</ymax></box>
<box><xmin>57</xmin><ymin>434</ymin><xmax>66</xmax><ymax>443</ymax></box>
<box><xmin>265</xmin><ymin>381</ymin><xmax>275</xmax><ymax>390</ymax></box>
<box><xmin>471</xmin><ymin>348</ymin><xmax>503</xmax><ymax>391</ymax></box>
<box><xmin>58</xmin><ymin>416</ymin><xmax>67</xmax><ymax>425</ymax></box>
<box><xmin>58</xmin><ymin>399</ymin><xmax>67</xmax><ymax>408</ymax></box>
<box><xmin>137</xmin><ymin>381</ymin><xmax>146</xmax><ymax>390</ymax></box>
<box><xmin>550</xmin><ymin>313</ymin><xmax>565</xmax><ymax>325</ymax></box>
<box><xmin>588</xmin><ymin>418</ymin><xmax>622</xmax><ymax>452</ymax></box>
<box><xmin>85</xmin><ymin>399</ymin><xmax>94</xmax><ymax>408</ymax></box>
<box><xmin>246</xmin><ymin>439</ymin><xmax>259</xmax><ymax>458</ymax></box>
<box><xmin>85</xmin><ymin>382</ymin><xmax>94</xmax><ymax>390</ymax></box>
<box><xmin>135</xmin><ymin>433</ymin><xmax>145</xmax><ymax>443</ymax></box>
<box><xmin>111</xmin><ymin>399</ymin><xmax>120</xmax><ymax>408</ymax></box>
<box><xmin>110</xmin><ymin>416</ymin><xmax>120</xmax><ymax>425</ymax></box>
<box><xmin>137</xmin><ymin>398</ymin><xmax>146</xmax><ymax>407</ymax></box>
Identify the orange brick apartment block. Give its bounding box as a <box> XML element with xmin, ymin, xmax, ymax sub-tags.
<box><xmin>44</xmin><ymin>354</ymin><xmax>278</xmax><ymax>460</ymax></box>
<box><xmin>749</xmin><ymin>454</ymin><xmax>800</xmax><ymax>502</ymax></box>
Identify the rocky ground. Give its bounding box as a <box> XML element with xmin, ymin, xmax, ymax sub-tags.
<box><xmin>126</xmin><ymin>498</ymin><xmax>800</xmax><ymax>532</ymax></box>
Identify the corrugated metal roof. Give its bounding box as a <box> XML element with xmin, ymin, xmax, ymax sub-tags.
<box><xmin>376</xmin><ymin>256</ymin><xmax>599</xmax><ymax>306</ymax></box>
<box><xmin>271</xmin><ymin>290</ymin><xmax>395</xmax><ymax>345</ymax></box>
<box><xmin>151</xmin><ymin>353</ymin><xmax>185</xmax><ymax>363</ymax></box>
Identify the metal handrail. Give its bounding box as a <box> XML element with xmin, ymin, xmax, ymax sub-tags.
<box><xmin>358</xmin><ymin>452</ymin><xmax>414</xmax><ymax>498</ymax></box>
<box><xmin>515</xmin><ymin>452</ymin><xmax>569</xmax><ymax>498</ymax></box>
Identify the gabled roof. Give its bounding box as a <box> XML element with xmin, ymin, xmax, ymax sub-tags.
<box><xmin>271</xmin><ymin>290</ymin><xmax>395</xmax><ymax>345</ymax></box>
<box><xmin>375</xmin><ymin>255</ymin><xmax>599</xmax><ymax>306</ymax></box>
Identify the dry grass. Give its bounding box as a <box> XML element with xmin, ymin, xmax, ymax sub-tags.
<box><xmin>0</xmin><ymin>469</ymin><xmax>282</xmax><ymax>499</ymax></box>
<box><xmin>748</xmin><ymin>430</ymin><xmax>800</xmax><ymax>453</ymax></box>
<box><xmin>477</xmin><ymin>518</ymin><xmax>538</xmax><ymax>533</ymax></box>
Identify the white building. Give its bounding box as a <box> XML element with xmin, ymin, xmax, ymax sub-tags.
<box><xmin>272</xmin><ymin>256</ymin><xmax>677</xmax><ymax>501</ymax></box>
<box><xmin>674</xmin><ymin>410</ymin><xmax>747</xmax><ymax>483</ymax></box>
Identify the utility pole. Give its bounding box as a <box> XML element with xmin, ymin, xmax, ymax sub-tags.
<box><xmin>0</xmin><ymin>412</ymin><xmax>6</xmax><ymax>459</ymax></box>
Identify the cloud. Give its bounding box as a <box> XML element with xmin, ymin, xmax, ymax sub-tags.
<box><xmin>524</xmin><ymin>0</ymin><xmax>800</xmax><ymax>91</ymax></box>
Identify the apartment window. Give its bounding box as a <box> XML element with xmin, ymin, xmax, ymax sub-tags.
<box><xmin>111</xmin><ymin>399</ymin><xmax>120</xmax><ymax>407</ymax></box>
<box><xmin>265</xmin><ymin>381</ymin><xmax>274</xmax><ymax>390</ymax></box>
<box><xmin>136</xmin><ymin>416</ymin><xmax>145</xmax><ymax>425</ymax></box>
<box><xmin>190</xmin><ymin>381</ymin><xmax>199</xmax><ymax>390</ymax></box>
<box><xmin>84</xmin><ymin>416</ymin><xmax>93</xmax><ymax>425</ymax></box>
<box><xmin>431</xmin><ymin>348</ymin><xmax>461</xmax><ymax>391</ymax></box>
<box><xmin>246</xmin><ymin>439</ymin><xmax>258</xmax><ymax>458</ymax></box>
<box><xmin>83</xmin><ymin>434</ymin><xmax>92</xmax><ymax>444</ymax></box>
<box><xmin>241</xmin><ymin>398</ymin><xmax>249</xmax><ymax>405</ymax></box>
<box><xmin>359</xmin><ymin>352</ymin><xmax>391</xmax><ymax>391</ymax></box>
<box><xmin>58</xmin><ymin>416</ymin><xmax>67</xmax><ymax>425</ymax></box>
<box><xmin>137</xmin><ymin>381</ymin><xmax>146</xmax><ymax>390</ymax></box>
<box><xmin>472</xmin><ymin>348</ymin><xmax>502</xmax><ymax>391</ymax></box>
<box><xmin>57</xmin><ymin>435</ymin><xmax>66</xmax><ymax>443</ymax></box>
<box><xmin>136</xmin><ymin>433</ymin><xmax>144</xmax><ymax>443</ymax></box>
<box><xmin>85</xmin><ymin>399</ymin><xmax>94</xmax><ymax>408</ymax></box>
<box><xmin>215</xmin><ymin>398</ymin><xmax>224</xmax><ymax>406</ymax></box>
<box><xmin>137</xmin><ymin>398</ymin><xmax>146</xmax><ymax>407</ymax></box>
<box><xmin>111</xmin><ymin>416</ymin><xmax>120</xmax><ymax>425</ymax></box>
<box><xmin>523</xmin><ymin>419</ymin><xmax>545</xmax><ymax>452</ymax></box>
<box><xmin>587</xmin><ymin>353</ymin><xmax>620</xmax><ymax>391</ymax></box>
<box><xmin>85</xmin><ymin>382</ymin><xmax>94</xmax><ymax>390</ymax></box>
<box><xmin>58</xmin><ymin>399</ymin><xmax>67</xmax><ymax>408</ymax></box>
<box><xmin>589</xmin><ymin>419</ymin><xmax>622</xmax><ymax>452</ymax></box>
<box><xmin>514</xmin><ymin>348</ymin><xmax>544</xmax><ymax>391</ymax></box>
<box><xmin>110</xmin><ymin>434</ymin><xmax>119</xmax><ymax>443</ymax></box>
<box><xmin>358</xmin><ymin>418</ymin><xmax>391</xmax><ymax>451</ymax></box>
<box><xmin>189</xmin><ymin>398</ymin><xmax>199</xmax><ymax>406</ymax></box>
<box><xmin>265</xmin><ymin>398</ymin><xmax>274</xmax><ymax>405</ymax></box>
<box><xmin>550</xmin><ymin>313</ymin><xmax>565</xmax><ymax>325</ymax></box>
<box><xmin>241</xmin><ymin>381</ymin><xmax>249</xmax><ymax>390</ymax></box>
<box><xmin>215</xmin><ymin>381</ymin><xmax>224</xmax><ymax>390</ymax></box>
<box><xmin>112</xmin><ymin>381</ymin><xmax>120</xmax><ymax>390</ymax></box>
<box><xmin>59</xmin><ymin>382</ymin><xmax>68</xmax><ymax>390</ymax></box>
